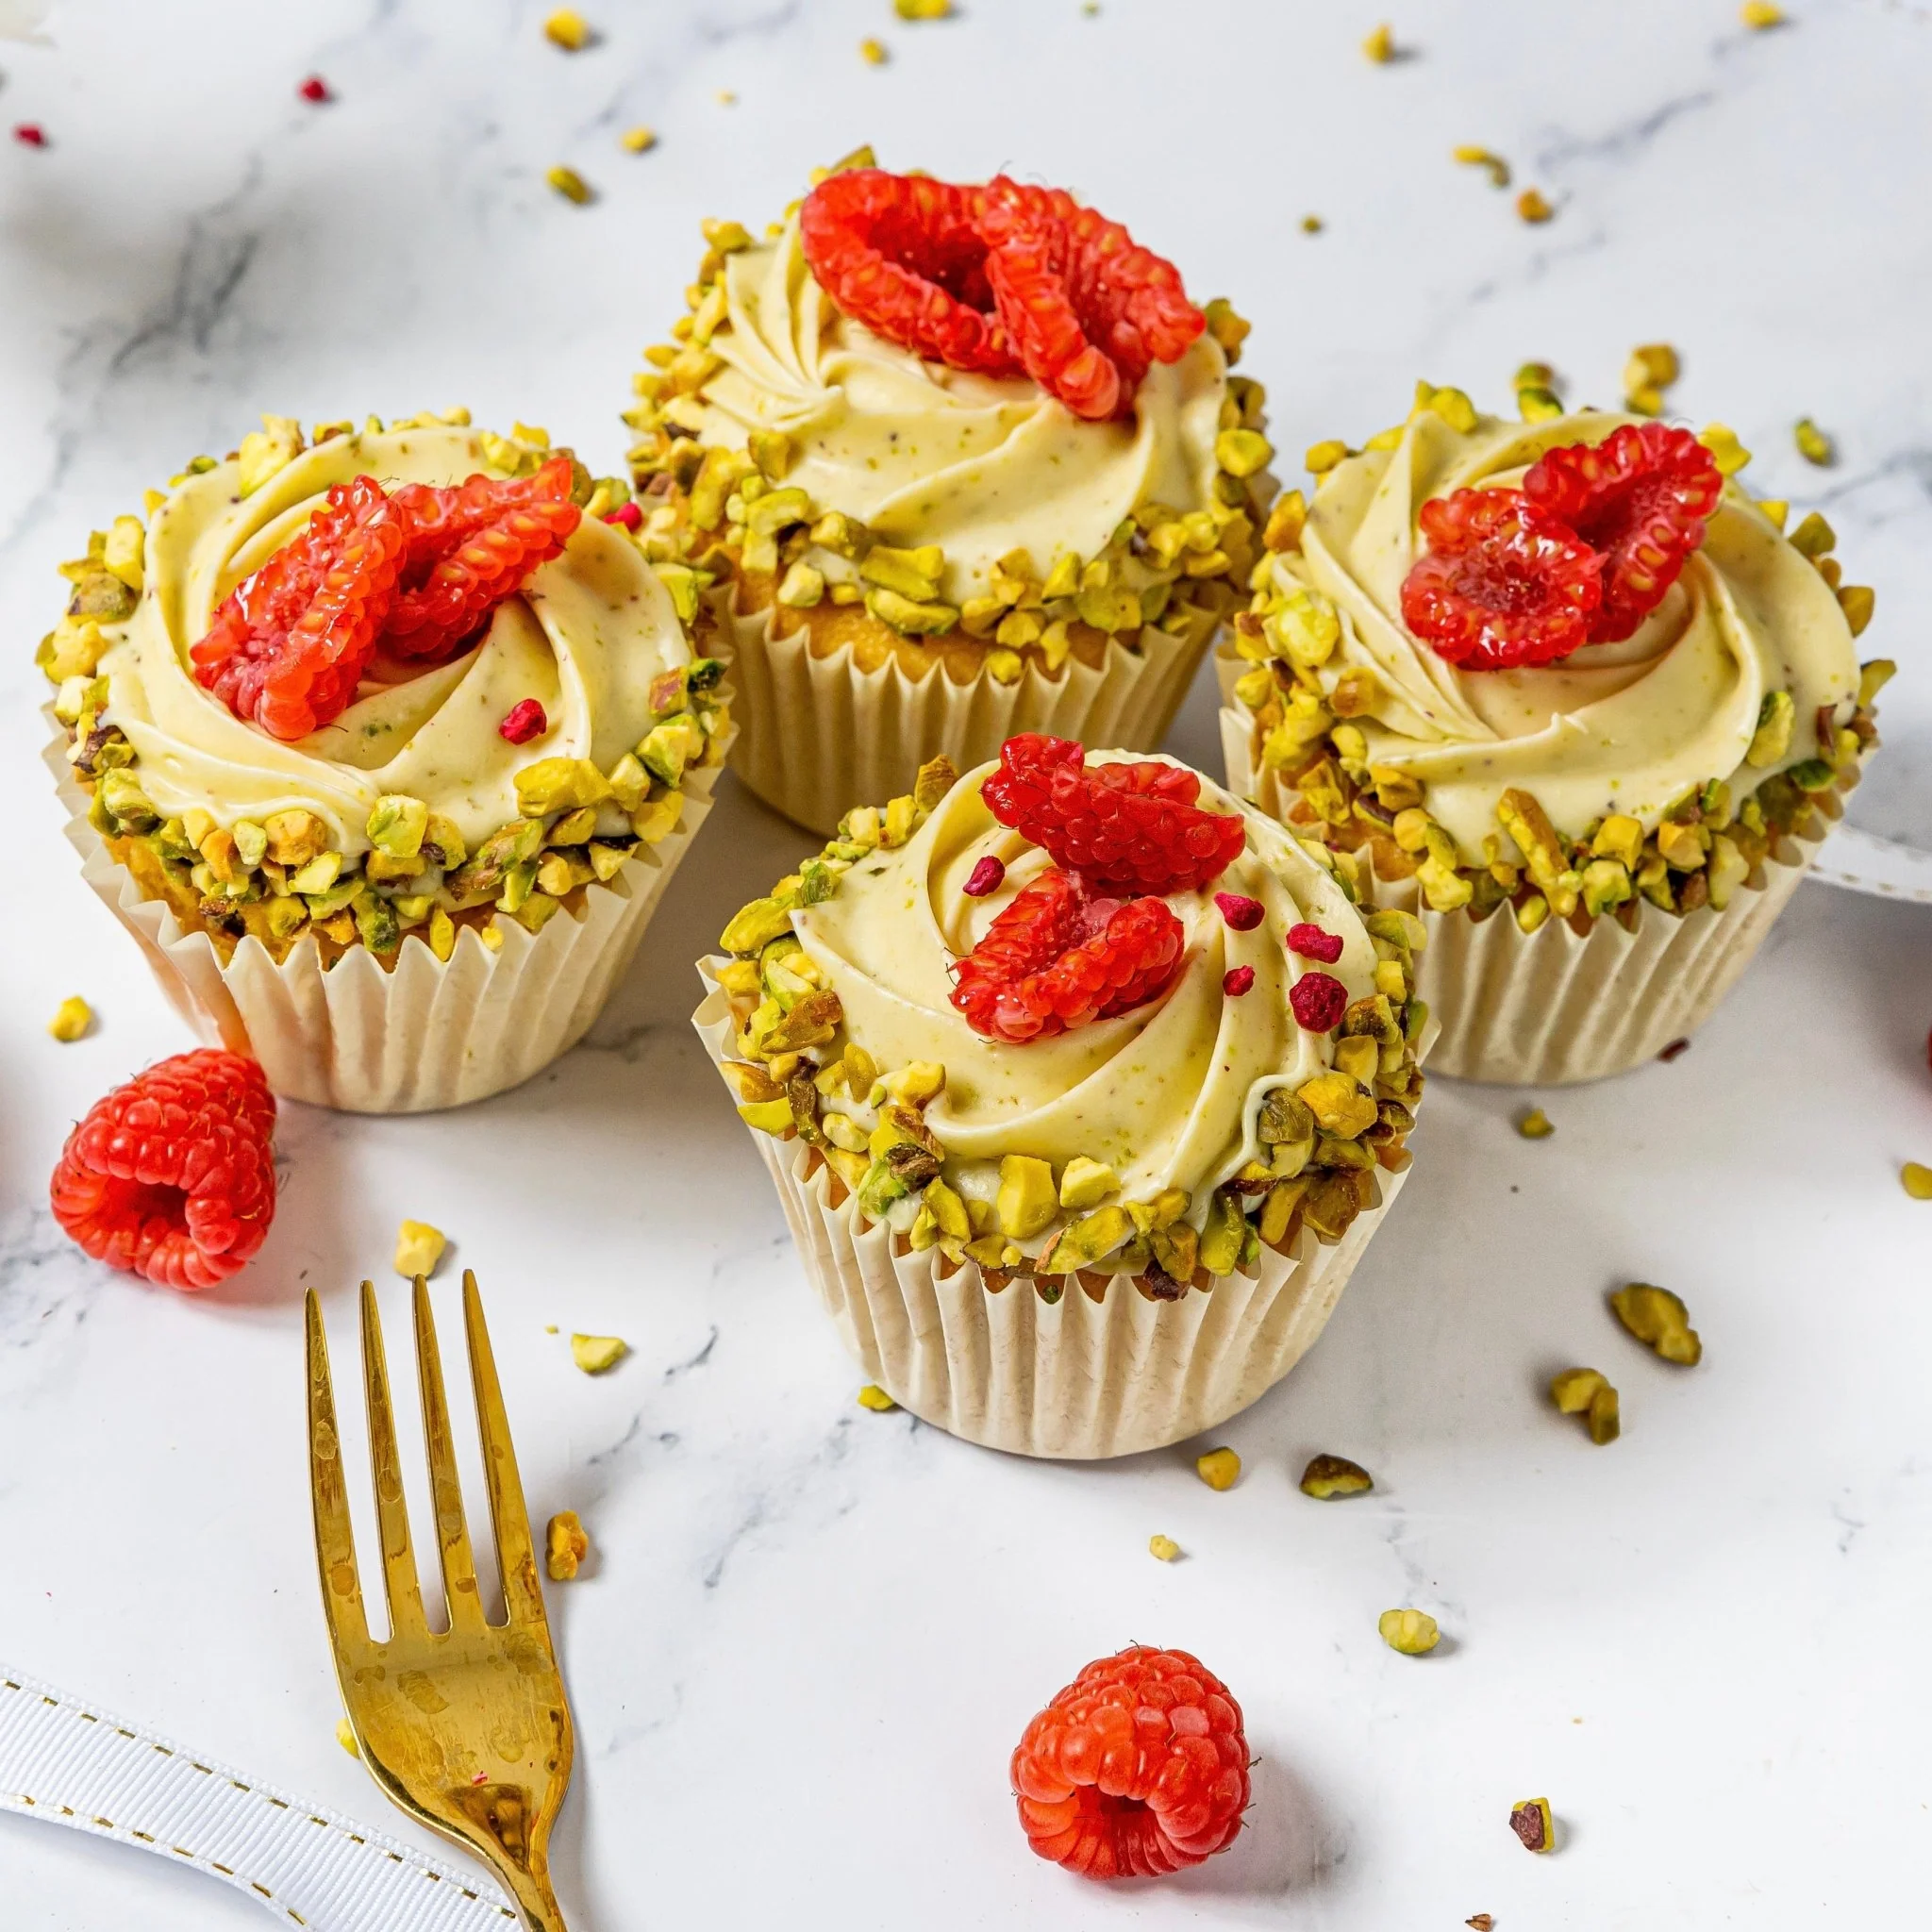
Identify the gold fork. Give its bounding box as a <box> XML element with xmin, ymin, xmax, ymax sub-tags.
<box><xmin>306</xmin><ymin>1271</ymin><xmax>575</xmax><ymax>1931</ymax></box>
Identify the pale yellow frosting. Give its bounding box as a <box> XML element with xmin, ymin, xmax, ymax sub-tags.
<box><xmin>792</xmin><ymin>758</ymin><xmax>1376</xmax><ymax>1213</ymax></box>
<box><xmin>1277</xmin><ymin>408</ymin><xmax>1860</xmax><ymax>857</ymax></box>
<box><xmin>103</xmin><ymin>427</ymin><xmax>691</xmax><ymax>852</ymax></box>
<box><xmin>687</xmin><ymin>214</ymin><xmax>1229</xmax><ymax>603</ymax></box>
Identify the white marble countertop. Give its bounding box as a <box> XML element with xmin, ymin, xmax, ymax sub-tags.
<box><xmin>2</xmin><ymin>2</ymin><xmax>1929</xmax><ymax>1925</ymax></box>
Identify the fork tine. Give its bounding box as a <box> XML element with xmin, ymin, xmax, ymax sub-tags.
<box><xmin>462</xmin><ymin>1270</ymin><xmax>550</xmax><ymax>1633</ymax></box>
<box><xmin>305</xmin><ymin>1290</ymin><xmax>367</xmax><ymax>1651</ymax></box>
<box><xmin>359</xmin><ymin>1282</ymin><xmax>426</xmax><ymax>1640</ymax></box>
<box><xmin>412</xmin><ymin>1275</ymin><xmax>485</xmax><ymax>1631</ymax></box>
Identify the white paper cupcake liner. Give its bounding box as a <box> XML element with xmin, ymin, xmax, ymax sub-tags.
<box><xmin>695</xmin><ymin>975</ymin><xmax>1411</xmax><ymax>1458</ymax></box>
<box><xmin>49</xmin><ymin>732</ymin><xmax>720</xmax><ymax>1113</ymax></box>
<box><xmin>717</xmin><ymin>592</ymin><xmax>1216</xmax><ymax>837</ymax></box>
<box><xmin>1216</xmin><ymin>661</ymin><xmax>1832</xmax><ymax>1085</ymax></box>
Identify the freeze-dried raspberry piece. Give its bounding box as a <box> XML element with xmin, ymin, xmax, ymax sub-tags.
<box><xmin>1523</xmin><ymin>423</ymin><xmax>1724</xmax><ymax>642</ymax></box>
<box><xmin>982</xmin><ymin>736</ymin><xmax>1247</xmax><ymax>897</ymax></box>
<box><xmin>1011</xmin><ymin>1644</ymin><xmax>1250</xmax><ymax>1879</ymax></box>
<box><xmin>951</xmin><ymin>868</ymin><xmax>1185</xmax><ymax>1042</ymax></box>
<box><xmin>1287</xmin><ymin>923</ymin><xmax>1343</xmax><ymax>963</ymax></box>
<box><xmin>192</xmin><ymin>475</ymin><xmax>409</xmax><ymax>740</ymax></box>
<box><xmin>1290</xmin><ymin>972</ymin><xmax>1348</xmax><ymax>1032</ymax></box>
<box><xmin>384</xmin><ymin>456</ymin><xmax>583</xmax><ymax>660</ymax></box>
<box><xmin>50</xmin><ymin>1049</ymin><xmax>277</xmax><ymax>1291</ymax></box>
<box><xmin>1401</xmin><ymin>487</ymin><xmax>1604</xmax><ymax>672</ymax></box>
<box><xmin>800</xmin><ymin>168</ymin><xmax>1020</xmax><ymax>379</ymax></box>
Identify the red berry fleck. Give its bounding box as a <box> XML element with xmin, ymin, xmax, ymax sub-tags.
<box><xmin>1286</xmin><ymin>922</ymin><xmax>1343</xmax><ymax>963</ymax></box>
<box><xmin>1214</xmin><ymin>891</ymin><xmax>1263</xmax><ymax>932</ymax></box>
<box><xmin>963</xmin><ymin>854</ymin><xmax>1006</xmax><ymax>897</ymax></box>
<box><xmin>1011</xmin><ymin>1644</ymin><xmax>1250</xmax><ymax>1879</ymax></box>
<box><xmin>1523</xmin><ymin>423</ymin><xmax>1724</xmax><ymax>642</ymax></box>
<box><xmin>499</xmin><ymin>699</ymin><xmax>548</xmax><ymax>744</ymax></box>
<box><xmin>13</xmin><ymin>124</ymin><xmax>46</xmax><ymax>147</ymax></box>
<box><xmin>982</xmin><ymin>735</ymin><xmax>1246</xmax><ymax>897</ymax></box>
<box><xmin>1401</xmin><ymin>487</ymin><xmax>1604</xmax><ymax>671</ymax></box>
<box><xmin>50</xmin><ymin>1050</ymin><xmax>276</xmax><ymax>1292</ymax></box>
<box><xmin>1223</xmin><ymin>965</ymin><xmax>1255</xmax><ymax>998</ymax></box>
<box><xmin>604</xmin><ymin>500</ymin><xmax>642</xmax><ymax>530</ymax></box>
<box><xmin>951</xmin><ymin>868</ymin><xmax>1185</xmax><ymax>1042</ymax></box>
<box><xmin>1290</xmin><ymin>972</ymin><xmax>1348</xmax><ymax>1032</ymax></box>
<box><xmin>298</xmin><ymin>76</ymin><xmax>332</xmax><ymax>104</ymax></box>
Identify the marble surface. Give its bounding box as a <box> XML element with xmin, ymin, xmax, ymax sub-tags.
<box><xmin>2</xmin><ymin>2</ymin><xmax>1929</xmax><ymax>1925</ymax></box>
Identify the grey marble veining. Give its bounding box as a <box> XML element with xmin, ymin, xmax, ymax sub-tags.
<box><xmin>1</xmin><ymin>3</ymin><xmax>1929</xmax><ymax>1926</ymax></box>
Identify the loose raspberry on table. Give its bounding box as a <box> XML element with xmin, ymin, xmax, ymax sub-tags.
<box><xmin>1011</xmin><ymin>1644</ymin><xmax>1250</xmax><ymax>1879</ymax></box>
<box><xmin>49</xmin><ymin>1050</ymin><xmax>276</xmax><ymax>1292</ymax></box>
<box><xmin>1290</xmin><ymin>972</ymin><xmax>1348</xmax><ymax>1032</ymax></box>
<box><xmin>1286</xmin><ymin>922</ymin><xmax>1343</xmax><ymax>963</ymax></box>
<box><xmin>982</xmin><ymin>736</ymin><xmax>1247</xmax><ymax>897</ymax></box>
<box><xmin>192</xmin><ymin>475</ymin><xmax>410</xmax><ymax>740</ymax></box>
<box><xmin>1400</xmin><ymin>486</ymin><xmax>1604</xmax><ymax>671</ymax></box>
<box><xmin>1523</xmin><ymin>422</ymin><xmax>1724</xmax><ymax>642</ymax></box>
<box><xmin>951</xmin><ymin>868</ymin><xmax>1185</xmax><ymax>1042</ymax></box>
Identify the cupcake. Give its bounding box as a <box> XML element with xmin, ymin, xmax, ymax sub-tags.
<box><xmin>625</xmin><ymin>147</ymin><xmax>1272</xmax><ymax>835</ymax></box>
<box><xmin>693</xmin><ymin>735</ymin><xmax>1428</xmax><ymax>1459</ymax></box>
<box><xmin>42</xmin><ymin>411</ymin><xmax>730</xmax><ymax>1111</ymax></box>
<box><xmin>1219</xmin><ymin>381</ymin><xmax>1887</xmax><ymax>1085</ymax></box>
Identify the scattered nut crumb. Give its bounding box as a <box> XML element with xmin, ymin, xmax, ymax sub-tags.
<box><xmin>1467</xmin><ymin>1918</ymin><xmax>1495</xmax><ymax>1931</ymax></box>
<box><xmin>543</xmin><ymin>8</ymin><xmax>591</xmax><ymax>49</ymax></box>
<box><xmin>1624</xmin><ymin>341</ymin><xmax>1679</xmax><ymax>416</ymax></box>
<box><xmin>570</xmin><ymin>1333</ymin><xmax>629</xmax><ymax>1374</ymax></box>
<box><xmin>1517</xmin><ymin>1108</ymin><xmax>1554</xmax><ymax>1139</ymax></box>
<box><xmin>1306</xmin><ymin>438</ymin><xmax>1350</xmax><ymax>475</ymax></box>
<box><xmin>47</xmin><ymin>996</ymin><xmax>92</xmax><ymax>1042</ymax></box>
<box><xmin>620</xmin><ymin>125</ymin><xmax>658</xmax><ymax>153</ymax></box>
<box><xmin>1300</xmin><ymin>1453</ymin><xmax>1374</xmax><ymax>1499</ymax></box>
<box><xmin>1509</xmin><ymin>1796</ymin><xmax>1555</xmax><ymax>1853</ymax></box>
<box><xmin>336</xmin><ymin>1718</ymin><xmax>358</xmax><ymax>1757</ymax></box>
<box><xmin>544</xmin><ymin>1324</ymin><xmax>558</xmax><ymax>1335</ymax></box>
<box><xmin>546</xmin><ymin>165</ymin><xmax>592</xmax><ymax>205</ymax></box>
<box><xmin>1550</xmin><ymin>1367</ymin><xmax>1620</xmax><ymax>1443</ymax></box>
<box><xmin>1452</xmin><ymin>144</ymin><xmax>1511</xmax><ymax>189</ymax></box>
<box><xmin>1901</xmin><ymin>1161</ymin><xmax>1932</xmax><ymax>1201</ymax></box>
<box><xmin>895</xmin><ymin>0</ymin><xmax>953</xmax><ymax>17</ymax></box>
<box><xmin>545</xmin><ymin>1509</ymin><xmax>591</xmax><ymax>1580</ymax></box>
<box><xmin>393</xmin><ymin>1220</ymin><xmax>446</xmax><ymax>1281</ymax></box>
<box><xmin>1516</xmin><ymin>187</ymin><xmax>1555</xmax><ymax>224</ymax></box>
<box><xmin>1362</xmin><ymin>22</ymin><xmax>1395</xmax><ymax>61</ymax></box>
<box><xmin>1301</xmin><ymin>213</ymin><xmax>1324</xmax><ymax>234</ymax></box>
<box><xmin>859</xmin><ymin>36</ymin><xmax>888</xmax><ymax>61</ymax></box>
<box><xmin>1740</xmin><ymin>0</ymin><xmax>1787</xmax><ymax>25</ymax></box>
<box><xmin>1658</xmin><ymin>1036</ymin><xmax>1691</xmax><ymax>1062</ymax></box>
<box><xmin>1148</xmin><ymin>1534</ymin><xmax>1182</xmax><ymax>1562</ymax></box>
<box><xmin>857</xmin><ymin>1383</ymin><xmax>898</xmax><ymax>1411</ymax></box>
<box><xmin>1194</xmin><ymin>1446</ymin><xmax>1241</xmax><ymax>1491</ymax></box>
<box><xmin>480</xmin><ymin>922</ymin><xmax>505</xmax><ymax>952</ymax></box>
<box><xmin>715</xmin><ymin>89</ymin><xmax>737</xmax><ymax>105</ymax></box>
<box><xmin>1378</xmin><ymin>1607</ymin><xmax>1440</xmax><ymax>1655</ymax></box>
<box><xmin>1610</xmin><ymin>1283</ymin><xmax>1701</xmax><ymax>1365</ymax></box>
<box><xmin>1794</xmin><ymin>416</ymin><xmax>1836</xmax><ymax>466</ymax></box>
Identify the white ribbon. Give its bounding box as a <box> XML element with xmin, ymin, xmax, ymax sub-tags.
<box><xmin>1811</xmin><ymin>825</ymin><xmax>1932</xmax><ymax>907</ymax></box>
<box><xmin>0</xmin><ymin>1667</ymin><xmax>517</xmax><ymax>1931</ymax></box>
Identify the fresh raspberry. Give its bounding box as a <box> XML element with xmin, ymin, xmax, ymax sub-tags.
<box><xmin>499</xmin><ymin>698</ymin><xmax>547</xmax><ymax>743</ymax></box>
<box><xmin>1290</xmin><ymin>972</ymin><xmax>1348</xmax><ymax>1032</ymax></box>
<box><xmin>383</xmin><ymin>456</ymin><xmax>582</xmax><ymax>660</ymax></box>
<box><xmin>1223</xmin><ymin>965</ymin><xmax>1256</xmax><ymax>998</ymax></box>
<box><xmin>1523</xmin><ymin>423</ymin><xmax>1724</xmax><ymax>642</ymax></box>
<box><xmin>962</xmin><ymin>855</ymin><xmax>1006</xmax><ymax>898</ymax></box>
<box><xmin>981</xmin><ymin>736</ymin><xmax>1247</xmax><ymax>897</ymax></box>
<box><xmin>1011</xmin><ymin>1645</ymin><xmax>1250</xmax><ymax>1879</ymax></box>
<box><xmin>191</xmin><ymin>475</ymin><xmax>409</xmax><ymax>739</ymax></box>
<box><xmin>50</xmin><ymin>1050</ymin><xmax>277</xmax><ymax>1292</ymax></box>
<box><xmin>951</xmin><ymin>869</ymin><xmax>1185</xmax><ymax>1042</ymax></box>
<box><xmin>1400</xmin><ymin>487</ymin><xmax>1604</xmax><ymax>672</ymax></box>
<box><xmin>1214</xmin><ymin>891</ymin><xmax>1264</xmax><ymax>932</ymax></box>
<box><xmin>1286</xmin><ymin>922</ymin><xmax>1343</xmax><ymax>963</ymax></box>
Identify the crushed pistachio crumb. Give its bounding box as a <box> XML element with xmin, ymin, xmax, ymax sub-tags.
<box><xmin>1300</xmin><ymin>1453</ymin><xmax>1373</xmax><ymax>1499</ymax></box>
<box><xmin>1550</xmin><ymin>1368</ymin><xmax>1620</xmax><ymax>1443</ymax></box>
<box><xmin>393</xmin><ymin>1220</ymin><xmax>447</xmax><ymax>1280</ymax></box>
<box><xmin>621</xmin><ymin>125</ymin><xmax>658</xmax><ymax>153</ymax></box>
<box><xmin>1516</xmin><ymin>1107</ymin><xmax>1554</xmax><ymax>1140</ymax></box>
<box><xmin>570</xmin><ymin>1333</ymin><xmax>629</xmax><ymax>1374</ymax></box>
<box><xmin>1378</xmin><ymin>1607</ymin><xmax>1440</xmax><ymax>1656</ymax></box>
<box><xmin>859</xmin><ymin>36</ymin><xmax>887</xmax><ymax>61</ymax></box>
<box><xmin>543</xmin><ymin>8</ymin><xmax>591</xmax><ymax>49</ymax></box>
<box><xmin>1740</xmin><ymin>0</ymin><xmax>1786</xmax><ymax>25</ymax></box>
<box><xmin>1609</xmin><ymin>1283</ymin><xmax>1701</xmax><ymax>1365</ymax></box>
<box><xmin>1901</xmin><ymin>1161</ymin><xmax>1932</xmax><ymax>1201</ymax></box>
<box><xmin>857</xmin><ymin>1383</ymin><xmax>899</xmax><ymax>1412</ymax></box>
<box><xmin>1148</xmin><ymin>1534</ymin><xmax>1182</xmax><ymax>1562</ymax></box>
<box><xmin>1194</xmin><ymin>1446</ymin><xmax>1241</xmax><ymax>1491</ymax></box>
<box><xmin>336</xmin><ymin>1718</ymin><xmax>358</xmax><ymax>1757</ymax></box>
<box><xmin>546</xmin><ymin>165</ymin><xmax>593</xmax><ymax>205</ymax></box>
<box><xmin>1301</xmin><ymin>213</ymin><xmax>1324</xmax><ymax>234</ymax></box>
<box><xmin>894</xmin><ymin>0</ymin><xmax>953</xmax><ymax>16</ymax></box>
<box><xmin>1362</xmin><ymin>22</ymin><xmax>1395</xmax><ymax>61</ymax></box>
<box><xmin>545</xmin><ymin>1509</ymin><xmax>591</xmax><ymax>1581</ymax></box>
<box><xmin>1452</xmin><ymin>144</ymin><xmax>1510</xmax><ymax>189</ymax></box>
<box><xmin>1793</xmin><ymin>416</ymin><xmax>1836</xmax><ymax>466</ymax></box>
<box><xmin>47</xmin><ymin>995</ymin><xmax>93</xmax><ymax>1042</ymax></box>
<box><xmin>1515</xmin><ymin>187</ymin><xmax>1555</xmax><ymax>224</ymax></box>
<box><xmin>1509</xmin><ymin>1797</ymin><xmax>1555</xmax><ymax>1854</ymax></box>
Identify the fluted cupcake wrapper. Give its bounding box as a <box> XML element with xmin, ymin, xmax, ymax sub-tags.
<box><xmin>1216</xmin><ymin>658</ymin><xmax>1831</xmax><ymax>1086</ymax></box>
<box><xmin>716</xmin><ymin>592</ymin><xmax>1218</xmax><ymax>837</ymax></box>
<box><xmin>696</xmin><ymin>974</ymin><xmax>1410</xmax><ymax>1458</ymax></box>
<box><xmin>50</xmin><ymin>727</ymin><xmax>720</xmax><ymax>1113</ymax></box>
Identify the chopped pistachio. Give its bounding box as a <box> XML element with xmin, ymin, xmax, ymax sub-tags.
<box><xmin>1453</xmin><ymin>145</ymin><xmax>1511</xmax><ymax>189</ymax></box>
<box><xmin>570</xmin><ymin>1332</ymin><xmax>629</xmax><ymax>1374</ymax></box>
<box><xmin>1058</xmin><ymin>1155</ymin><xmax>1119</xmax><ymax>1210</ymax></box>
<box><xmin>1379</xmin><ymin>1607</ymin><xmax>1440</xmax><ymax>1655</ymax></box>
<box><xmin>1297</xmin><ymin>1072</ymin><xmax>1377</xmax><ymax>1138</ymax></box>
<box><xmin>775</xmin><ymin>559</ymin><xmax>825</xmax><ymax>608</ymax></box>
<box><xmin>1609</xmin><ymin>1283</ymin><xmax>1701</xmax><ymax>1366</ymax></box>
<box><xmin>394</xmin><ymin>1219</ymin><xmax>447</xmax><ymax>1280</ymax></box>
<box><xmin>1215</xmin><ymin>427</ymin><xmax>1274</xmax><ymax>478</ymax></box>
<box><xmin>515</xmin><ymin>758</ymin><xmax>610</xmax><ymax>817</ymax></box>
<box><xmin>1901</xmin><ymin>1162</ymin><xmax>1932</xmax><ymax>1201</ymax></box>
<box><xmin>1194</xmin><ymin>1446</ymin><xmax>1241</xmax><ymax>1491</ymax></box>
<box><xmin>864</xmin><ymin>586</ymin><xmax>958</xmax><ymax>635</ymax></box>
<box><xmin>1050</xmin><ymin>1204</ymin><xmax>1133</xmax><ymax>1271</ymax></box>
<box><xmin>47</xmin><ymin>995</ymin><xmax>92</xmax><ymax>1042</ymax></box>
<box><xmin>543</xmin><ymin>8</ymin><xmax>591</xmax><ymax>48</ymax></box>
<box><xmin>1515</xmin><ymin>187</ymin><xmax>1554</xmax><ymax>224</ymax></box>
<box><xmin>336</xmin><ymin>1717</ymin><xmax>359</xmax><ymax>1757</ymax></box>
<box><xmin>545</xmin><ymin>1510</ymin><xmax>591</xmax><ymax>1582</ymax></box>
<box><xmin>995</xmin><ymin>1155</ymin><xmax>1058</xmax><ymax>1239</ymax></box>
<box><xmin>1306</xmin><ymin>439</ymin><xmax>1350</xmax><ymax>475</ymax></box>
<box><xmin>621</xmin><ymin>125</ymin><xmax>657</xmax><ymax>153</ymax></box>
<box><xmin>1746</xmin><ymin>689</ymin><xmax>1795</xmax><ymax>767</ymax></box>
<box><xmin>858</xmin><ymin>541</ymin><xmax>944</xmax><ymax>602</ymax></box>
<box><xmin>1837</xmin><ymin>585</ymin><xmax>1874</xmax><ymax>637</ymax></box>
<box><xmin>1793</xmin><ymin>416</ymin><xmax>1835</xmax><ymax>466</ymax></box>
<box><xmin>1300</xmin><ymin>1453</ymin><xmax>1373</xmax><ymax>1499</ymax></box>
<box><xmin>1148</xmin><ymin>1534</ymin><xmax>1182</xmax><ymax>1562</ymax></box>
<box><xmin>1699</xmin><ymin>423</ymin><xmax>1750</xmax><ymax>475</ymax></box>
<box><xmin>367</xmin><ymin>793</ymin><xmax>429</xmax><ymax>859</ymax></box>
<box><xmin>237</xmin><ymin>415</ymin><xmax>303</xmax><ymax>496</ymax></box>
<box><xmin>547</xmin><ymin>165</ymin><xmax>593</xmax><ymax>205</ymax></box>
<box><xmin>857</xmin><ymin>1383</ymin><xmax>899</xmax><ymax>1411</ymax></box>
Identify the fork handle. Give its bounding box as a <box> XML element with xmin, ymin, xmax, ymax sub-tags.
<box><xmin>500</xmin><ymin>1864</ymin><xmax>569</xmax><ymax>1931</ymax></box>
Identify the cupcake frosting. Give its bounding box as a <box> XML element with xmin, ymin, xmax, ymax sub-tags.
<box><xmin>685</xmin><ymin>214</ymin><xmax>1230</xmax><ymax>603</ymax></box>
<box><xmin>792</xmin><ymin>758</ymin><xmax>1375</xmax><ymax>1207</ymax></box>
<box><xmin>104</xmin><ymin>426</ymin><xmax>690</xmax><ymax>852</ymax></box>
<box><xmin>1277</xmin><ymin>407</ymin><xmax>1860</xmax><ymax>857</ymax></box>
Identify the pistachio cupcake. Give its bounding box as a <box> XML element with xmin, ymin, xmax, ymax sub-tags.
<box><xmin>1219</xmin><ymin>381</ymin><xmax>1886</xmax><ymax>1084</ymax></box>
<box><xmin>627</xmin><ymin>150</ymin><xmax>1271</xmax><ymax>835</ymax></box>
<box><xmin>693</xmin><ymin>735</ymin><xmax>1428</xmax><ymax>1458</ymax></box>
<box><xmin>43</xmin><ymin>412</ymin><xmax>730</xmax><ymax>1111</ymax></box>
